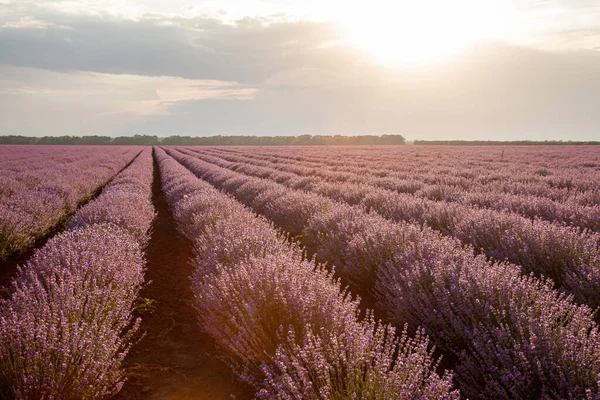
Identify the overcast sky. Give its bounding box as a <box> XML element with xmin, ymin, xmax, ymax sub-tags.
<box><xmin>0</xmin><ymin>0</ymin><xmax>599</xmax><ymax>140</ymax></box>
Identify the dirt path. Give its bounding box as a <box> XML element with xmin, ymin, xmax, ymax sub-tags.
<box><xmin>114</xmin><ymin>152</ymin><xmax>253</xmax><ymax>400</ymax></box>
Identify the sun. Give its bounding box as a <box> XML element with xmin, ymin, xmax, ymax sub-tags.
<box><xmin>335</xmin><ymin>0</ymin><xmax>514</xmax><ymax>66</ymax></box>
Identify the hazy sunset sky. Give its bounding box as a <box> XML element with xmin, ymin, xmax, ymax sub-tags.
<box><xmin>1</xmin><ymin>0</ymin><xmax>599</xmax><ymax>140</ymax></box>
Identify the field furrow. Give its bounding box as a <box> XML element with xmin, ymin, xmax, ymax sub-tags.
<box><xmin>0</xmin><ymin>147</ymin><xmax>143</xmax><ymax>261</ymax></box>
<box><xmin>0</xmin><ymin>148</ymin><xmax>154</xmax><ymax>399</ymax></box>
<box><xmin>192</xmin><ymin>147</ymin><xmax>600</xmax><ymax>231</ymax></box>
<box><xmin>164</xmin><ymin>146</ymin><xmax>600</xmax><ymax>399</ymax></box>
<box><xmin>155</xmin><ymin>147</ymin><xmax>458</xmax><ymax>398</ymax></box>
<box><xmin>2</xmin><ymin>144</ymin><xmax>599</xmax><ymax>399</ymax></box>
<box><xmin>176</xmin><ymin>147</ymin><xmax>600</xmax><ymax>310</ymax></box>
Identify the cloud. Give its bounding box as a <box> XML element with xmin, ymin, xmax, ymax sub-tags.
<box><xmin>0</xmin><ymin>64</ymin><xmax>255</xmax><ymax>127</ymax></box>
<box><xmin>2</xmin><ymin>42</ymin><xmax>600</xmax><ymax>140</ymax></box>
<box><xmin>1</xmin><ymin>16</ymin><xmax>72</xmax><ymax>30</ymax></box>
<box><xmin>0</xmin><ymin>4</ymin><xmax>356</xmax><ymax>84</ymax></box>
<box><xmin>108</xmin><ymin>43</ymin><xmax>600</xmax><ymax>140</ymax></box>
<box><xmin>0</xmin><ymin>2</ymin><xmax>600</xmax><ymax>140</ymax></box>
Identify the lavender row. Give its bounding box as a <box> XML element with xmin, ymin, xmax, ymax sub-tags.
<box><xmin>211</xmin><ymin>145</ymin><xmax>600</xmax><ymax>182</ymax></box>
<box><xmin>179</xmin><ymin>147</ymin><xmax>600</xmax><ymax>310</ymax></box>
<box><xmin>192</xmin><ymin>147</ymin><xmax>600</xmax><ymax>232</ymax></box>
<box><xmin>201</xmin><ymin>146</ymin><xmax>600</xmax><ymax>207</ymax></box>
<box><xmin>458</xmin><ymin>191</ymin><xmax>600</xmax><ymax>231</ymax></box>
<box><xmin>0</xmin><ymin>146</ymin><xmax>138</xmax><ymax>199</ymax></box>
<box><xmin>0</xmin><ymin>149</ymin><xmax>155</xmax><ymax>399</ymax></box>
<box><xmin>0</xmin><ymin>147</ymin><xmax>142</xmax><ymax>260</ymax></box>
<box><xmin>165</xmin><ymin>147</ymin><xmax>600</xmax><ymax>399</ymax></box>
<box><xmin>155</xmin><ymin>147</ymin><xmax>458</xmax><ymax>399</ymax></box>
<box><xmin>213</xmin><ymin>147</ymin><xmax>600</xmax><ymax>230</ymax></box>
<box><xmin>68</xmin><ymin>149</ymin><xmax>156</xmax><ymax>247</ymax></box>
<box><xmin>205</xmin><ymin>145</ymin><xmax>600</xmax><ymax>202</ymax></box>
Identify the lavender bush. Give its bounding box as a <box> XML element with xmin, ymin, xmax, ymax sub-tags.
<box><xmin>155</xmin><ymin>148</ymin><xmax>457</xmax><ymax>397</ymax></box>
<box><xmin>68</xmin><ymin>190</ymin><xmax>154</xmax><ymax>247</ymax></box>
<box><xmin>180</xmin><ymin>147</ymin><xmax>600</xmax><ymax>311</ymax></box>
<box><xmin>376</xmin><ymin>241</ymin><xmax>600</xmax><ymax>399</ymax></box>
<box><xmin>0</xmin><ymin>147</ymin><xmax>141</xmax><ymax>260</ymax></box>
<box><xmin>0</xmin><ymin>148</ymin><xmax>154</xmax><ymax>399</ymax></box>
<box><xmin>68</xmin><ymin>149</ymin><xmax>154</xmax><ymax>247</ymax></box>
<box><xmin>163</xmin><ymin>146</ymin><xmax>600</xmax><ymax>399</ymax></box>
<box><xmin>190</xmin><ymin>211</ymin><xmax>288</xmax><ymax>277</ymax></box>
<box><xmin>191</xmin><ymin>252</ymin><xmax>361</xmax><ymax>384</ymax></box>
<box><xmin>259</xmin><ymin>321</ymin><xmax>459</xmax><ymax>400</ymax></box>
<box><xmin>0</xmin><ymin>224</ymin><xmax>145</xmax><ymax>399</ymax></box>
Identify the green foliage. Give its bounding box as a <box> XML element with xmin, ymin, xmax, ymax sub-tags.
<box><xmin>0</xmin><ymin>134</ymin><xmax>407</xmax><ymax>146</ymax></box>
<box><xmin>134</xmin><ymin>297</ymin><xmax>157</xmax><ymax>314</ymax></box>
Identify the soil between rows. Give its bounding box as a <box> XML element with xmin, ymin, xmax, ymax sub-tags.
<box><xmin>114</xmin><ymin>152</ymin><xmax>252</xmax><ymax>400</ymax></box>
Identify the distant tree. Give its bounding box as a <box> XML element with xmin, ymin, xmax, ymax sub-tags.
<box><xmin>112</xmin><ymin>135</ymin><xmax>159</xmax><ymax>145</ymax></box>
<box><xmin>5</xmin><ymin>134</ymin><xmax>598</xmax><ymax>146</ymax></box>
<box><xmin>37</xmin><ymin>136</ymin><xmax>77</xmax><ymax>145</ymax></box>
<box><xmin>0</xmin><ymin>133</ymin><xmax>410</xmax><ymax>146</ymax></box>
<box><xmin>380</xmin><ymin>134</ymin><xmax>406</xmax><ymax>145</ymax></box>
<box><xmin>79</xmin><ymin>135</ymin><xmax>112</xmax><ymax>145</ymax></box>
<box><xmin>0</xmin><ymin>135</ymin><xmax>37</xmax><ymax>144</ymax></box>
<box><xmin>413</xmin><ymin>140</ymin><xmax>600</xmax><ymax>146</ymax></box>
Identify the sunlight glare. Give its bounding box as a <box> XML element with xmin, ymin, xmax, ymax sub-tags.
<box><xmin>336</xmin><ymin>0</ymin><xmax>516</xmax><ymax>66</ymax></box>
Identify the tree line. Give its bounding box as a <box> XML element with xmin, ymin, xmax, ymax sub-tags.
<box><xmin>3</xmin><ymin>135</ymin><xmax>596</xmax><ymax>146</ymax></box>
<box><xmin>413</xmin><ymin>140</ymin><xmax>600</xmax><ymax>145</ymax></box>
<box><xmin>0</xmin><ymin>134</ymin><xmax>406</xmax><ymax>146</ymax></box>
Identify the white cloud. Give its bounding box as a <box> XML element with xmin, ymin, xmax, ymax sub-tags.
<box><xmin>0</xmin><ymin>65</ymin><xmax>257</xmax><ymax>118</ymax></box>
<box><xmin>1</xmin><ymin>16</ymin><xmax>71</xmax><ymax>30</ymax></box>
<box><xmin>0</xmin><ymin>1</ymin><xmax>599</xmax><ymax>140</ymax></box>
<box><xmin>4</xmin><ymin>0</ymin><xmax>600</xmax><ymax>52</ymax></box>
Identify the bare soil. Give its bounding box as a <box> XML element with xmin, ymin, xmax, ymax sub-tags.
<box><xmin>114</xmin><ymin>153</ymin><xmax>253</xmax><ymax>400</ymax></box>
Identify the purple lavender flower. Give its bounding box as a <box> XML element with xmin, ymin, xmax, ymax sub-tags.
<box><xmin>0</xmin><ymin>224</ymin><xmax>145</xmax><ymax>399</ymax></box>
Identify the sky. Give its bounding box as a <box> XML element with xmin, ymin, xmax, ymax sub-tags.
<box><xmin>0</xmin><ymin>0</ymin><xmax>599</xmax><ymax>140</ymax></box>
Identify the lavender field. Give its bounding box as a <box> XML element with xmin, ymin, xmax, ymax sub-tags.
<box><xmin>1</xmin><ymin>145</ymin><xmax>600</xmax><ymax>399</ymax></box>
